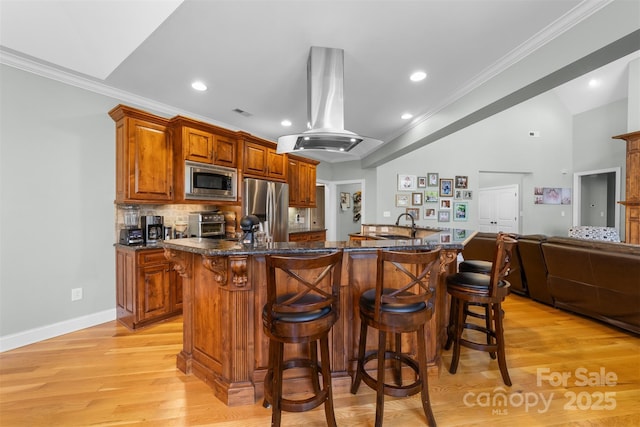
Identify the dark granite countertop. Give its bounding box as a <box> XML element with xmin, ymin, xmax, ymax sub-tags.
<box><xmin>161</xmin><ymin>228</ymin><xmax>475</xmax><ymax>256</ymax></box>
<box><xmin>288</xmin><ymin>227</ymin><xmax>327</xmax><ymax>234</ymax></box>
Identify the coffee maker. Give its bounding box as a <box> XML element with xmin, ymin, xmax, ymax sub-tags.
<box><xmin>239</xmin><ymin>215</ymin><xmax>260</xmax><ymax>245</ymax></box>
<box><xmin>141</xmin><ymin>215</ymin><xmax>164</xmax><ymax>244</ymax></box>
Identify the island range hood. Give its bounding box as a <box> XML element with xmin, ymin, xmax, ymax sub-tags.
<box><xmin>277</xmin><ymin>46</ymin><xmax>382</xmax><ymax>156</ymax></box>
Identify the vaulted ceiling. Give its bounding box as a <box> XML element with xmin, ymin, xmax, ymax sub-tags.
<box><xmin>1</xmin><ymin>0</ymin><xmax>638</xmax><ymax>163</ymax></box>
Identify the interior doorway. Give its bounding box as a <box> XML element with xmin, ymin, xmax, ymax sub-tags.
<box><xmin>572</xmin><ymin>167</ymin><xmax>621</xmax><ymax>231</ymax></box>
<box><xmin>318</xmin><ymin>179</ymin><xmax>365</xmax><ymax>241</ymax></box>
<box><xmin>478</xmin><ymin>185</ymin><xmax>520</xmax><ymax>233</ymax></box>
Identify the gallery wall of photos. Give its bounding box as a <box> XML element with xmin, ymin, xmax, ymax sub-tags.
<box><xmin>396</xmin><ymin>173</ymin><xmax>471</xmax><ymax>223</ymax></box>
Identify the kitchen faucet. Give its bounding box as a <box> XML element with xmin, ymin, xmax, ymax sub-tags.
<box><xmin>395</xmin><ymin>212</ymin><xmax>417</xmax><ymax>237</ymax></box>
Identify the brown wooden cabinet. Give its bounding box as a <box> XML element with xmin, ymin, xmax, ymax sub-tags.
<box><xmin>176</xmin><ymin>119</ymin><xmax>238</xmax><ymax>168</ymax></box>
<box><xmin>109</xmin><ymin>105</ymin><xmax>173</xmax><ymax>203</ymax></box>
<box><xmin>115</xmin><ymin>246</ymin><xmax>182</xmax><ymax>330</ymax></box>
<box><xmin>242</xmin><ymin>134</ymin><xmax>287</xmax><ymax>181</ymax></box>
<box><xmin>169</xmin><ymin>116</ymin><xmax>239</xmax><ymax>204</ymax></box>
<box><xmin>613</xmin><ymin>130</ymin><xmax>640</xmax><ymax>244</ymax></box>
<box><xmin>288</xmin><ymin>154</ymin><xmax>319</xmax><ymax>207</ymax></box>
<box><xmin>288</xmin><ymin>230</ymin><xmax>326</xmax><ymax>242</ymax></box>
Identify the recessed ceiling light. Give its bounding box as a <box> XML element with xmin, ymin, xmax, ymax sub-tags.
<box><xmin>191</xmin><ymin>81</ymin><xmax>207</xmax><ymax>91</ymax></box>
<box><xmin>401</xmin><ymin>113</ymin><xmax>413</xmax><ymax>120</ymax></box>
<box><xmin>410</xmin><ymin>71</ymin><xmax>427</xmax><ymax>82</ymax></box>
<box><xmin>588</xmin><ymin>78</ymin><xmax>600</xmax><ymax>88</ymax></box>
<box><xmin>281</xmin><ymin>119</ymin><xmax>292</xmax><ymax>127</ymax></box>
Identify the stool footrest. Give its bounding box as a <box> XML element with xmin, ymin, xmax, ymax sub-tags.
<box><xmin>359</xmin><ymin>350</ymin><xmax>423</xmax><ymax>398</ymax></box>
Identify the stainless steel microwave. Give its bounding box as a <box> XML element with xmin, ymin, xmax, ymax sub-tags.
<box><xmin>185</xmin><ymin>161</ymin><xmax>237</xmax><ymax>201</ymax></box>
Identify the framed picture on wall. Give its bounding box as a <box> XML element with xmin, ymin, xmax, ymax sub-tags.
<box><xmin>412</xmin><ymin>192</ymin><xmax>423</xmax><ymax>205</ymax></box>
<box><xmin>427</xmin><ymin>173</ymin><xmax>439</xmax><ymax>187</ymax></box>
<box><xmin>396</xmin><ymin>193</ymin><xmax>410</xmax><ymax>207</ymax></box>
<box><xmin>438</xmin><ymin>210</ymin><xmax>450</xmax><ymax>222</ymax></box>
<box><xmin>439</xmin><ymin>198</ymin><xmax>452</xmax><ymax>209</ymax></box>
<box><xmin>424</xmin><ymin>208</ymin><xmax>436</xmax><ymax>220</ymax></box>
<box><xmin>439</xmin><ymin>178</ymin><xmax>453</xmax><ymax>197</ymax></box>
<box><xmin>455</xmin><ymin>175</ymin><xmax>468</xmax><ymax>189</ymax></box>
<box><xmin>453</xmin><ymin>202</ymin><xmax>468</xmax><ymax>221</ymax></box>
<box><xmin>406</xmin><ymin>208</ymin><xmax>420</xmax><ymax>221</ymax></box>
<box><xmin>417</xmin><ymin>176</ymin><xmax>427</xmax><ymax>188</ymax></box>
<box><xmin>398</xmin><ymin>174</ymin><xmax>417</xmax><ymax>191</ymax></box>
<box><xmin>425</xmin><ymin>190</ymin><xmax>438</xmax><ymax>202</ymax></box>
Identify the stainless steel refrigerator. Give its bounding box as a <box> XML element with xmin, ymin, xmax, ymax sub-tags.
<box><xmin>243</xmin><ymin>178</ymin><xmax>289</xmax><ymax>242</ymax></box>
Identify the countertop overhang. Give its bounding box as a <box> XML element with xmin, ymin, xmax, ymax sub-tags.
<box><xmin>162</xmin><ymin>227</ymin><xmax>475</xmax><ymax>256</ymax></box>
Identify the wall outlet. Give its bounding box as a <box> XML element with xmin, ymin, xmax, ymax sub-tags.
<box><xmin>383</xmin><ymin>211</ymin><xmax>391</xmax><ymax>217</ymax></box>
<box><xmin>71</xmin><ymin>288</ymin><xmax>83</xmax><ymax>301</ymax></box>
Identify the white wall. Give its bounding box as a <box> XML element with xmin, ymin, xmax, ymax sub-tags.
<box><xmin>376</xmin><ymin>91</ymin><xmax>577</xmax><ymax>236</ymax></box>
<box><xmin>573</xmin><ymin>99</ymin><xmax>628</xmax><ymax>234</ymax></box>
<box><xmin>0</xmin><ymin>65</ymin><xmax>118</xmax><ymax>348</ymax></box>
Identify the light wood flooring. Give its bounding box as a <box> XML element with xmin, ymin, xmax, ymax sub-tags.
<box><xmin>1</xmin><ymin>294</ymin><xmax>639</xmax><ymax>426</ymax></box>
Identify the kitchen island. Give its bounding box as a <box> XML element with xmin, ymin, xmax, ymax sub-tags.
<box><xmin>162</xmin><ymin>228</ymin><xmax>474</xmax><ymax>406</ymax></box>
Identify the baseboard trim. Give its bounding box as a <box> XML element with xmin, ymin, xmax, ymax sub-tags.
<box><xmin>0</xmin><ymin>309</ymin><xmax>117</xmax><ymax>352</ymax></box>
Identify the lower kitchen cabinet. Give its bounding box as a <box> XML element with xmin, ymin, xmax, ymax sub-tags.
<box><xmin>115</xmin><ymin>246</ymin><xmax>182</xmax><ymax>330</ymax></box>
<box><xmin>288</xmin><ymin>230</ymin><xmax>326</xmax><ymax>242</ymax></box>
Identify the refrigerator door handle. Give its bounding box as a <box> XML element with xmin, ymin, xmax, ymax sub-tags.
<box><xmin>266</xmin><ymin>182</ymin><xmax>274</xmax><ymax>237</ymax></box>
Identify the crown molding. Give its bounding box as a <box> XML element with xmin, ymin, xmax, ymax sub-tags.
<box><xmin>0</xmin><ymin>47</ymin><xmax>237</xmax><ymax>130</ymax></box>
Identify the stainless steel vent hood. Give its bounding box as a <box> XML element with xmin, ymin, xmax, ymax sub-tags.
<box><xmin>277</xmin><ymin>47</ymin><xmax>382</xmax><ymax>156</ymax></box>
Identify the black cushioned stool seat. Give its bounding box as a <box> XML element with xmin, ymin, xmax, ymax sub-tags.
<box><xmin>459</xmin><ymin>259</ymin><xmax>492</xmax><ymax>274</ymax></box>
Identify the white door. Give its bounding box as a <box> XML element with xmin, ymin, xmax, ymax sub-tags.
<box><xmin>478</xmin><ymin>185</ymin><xmax>519</xmax><ymax>233</ymax></box>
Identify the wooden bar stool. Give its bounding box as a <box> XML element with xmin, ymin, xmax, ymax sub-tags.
<box><xmin>351</xmin><ymin>248</ymin><xmax>441</xmax><ymax>427</ymax></box>
<box><xmin>262</xmin><ymin>251</ymin><xmax>343</xmax><ymax>427</ymax></box>
<box><xmin>445</xmin><ymin>233</ymin><xmax>517</xmax><ymax>386</ymax></box>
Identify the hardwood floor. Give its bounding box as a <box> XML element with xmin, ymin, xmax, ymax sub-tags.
<box><xmin>1</xmin><ymin>294</ymin><xmax>638</xmax><ymax>426</ymax></box>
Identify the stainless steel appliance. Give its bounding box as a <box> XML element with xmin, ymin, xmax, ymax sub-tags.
<box><xmin>184</xmin><ymin>161</ymin><xmax>237</xmax><ymax>201</ymax></box>
<box><xmin>141</xmin><ymin>215</ymin><xmax>164</xmax><ymax>244</ymax></box>
<box><xmin>188</xmin><ymin>212</ymin><xmax>225</xmax><ymax>238</ymax></box>
<box><xmin>243</xmin><ymin>178</ymin><xmax>289</xmax><ymax>242</ymax></box>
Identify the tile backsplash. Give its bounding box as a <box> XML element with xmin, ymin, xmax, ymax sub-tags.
<box><xmin>115</xmin><ymin>204</ymin><xmax>240</xmax><ymax>242</ymax></box>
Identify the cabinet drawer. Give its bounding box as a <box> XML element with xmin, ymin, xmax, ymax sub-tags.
<box><xmin>307</xmin><ymin>231</ymin><xmax>326</xmax><ymax>241</ymax></box>
<box><xmin>137</xmin><ymin>249</ymin><xmax>166</xmax><ymax>265</ymax></box>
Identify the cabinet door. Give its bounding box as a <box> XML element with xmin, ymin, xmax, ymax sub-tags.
<box><xmin>127</xmin><ymin>118</ymin><xmax>173</xmax><ymax>202</ymax></box>
<box><xmin>244</xmin><ymin>141</ymin><xmax>268</xmax><ymax>176</ymax></box>
<box><xmin>266</xmin><ymin>147</ymin><xmax>287</xmax><ymax>181</ymax></box>
<box><xmin>115</xmin><ymin>248</ymin><xmax>136</xmax><ymax>328</ymax></box>
<box><xmin>184</xmin><ymin>127</ymin><xmax>214</xmax><ymax>163</ymax></box>
<box><xmin>138</xmin><ymin>263</ymin><xmax>171</xmax><ymax>321</ymax></box>
<box><xmin>288</xmin><ymin>158</ymin><xmax>299</xmax><ymax>205</ymax></box>
<box><xmin>299</xmin><ymin>161</ymin><xmax>311</xmax><ymax>205</ymax></box>
<box><xmin>307</xmin><ymin>163</ymin><xmax>317</xmax><ymax>207</ymax></box>
<box><xmin>213</xmin><ymin>134</ymin><xmax>237</xmax><ymax>168</ymax></box>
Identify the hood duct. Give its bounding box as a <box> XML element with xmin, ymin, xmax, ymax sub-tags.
<box><xmin>277</xmin><ymin>47</ymin><xmax>382</xmax><ymax>156</ymax></box>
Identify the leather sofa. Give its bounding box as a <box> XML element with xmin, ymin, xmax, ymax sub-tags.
<box><xmin>461</xmin><ymin>232</ymin><xmax>640</xmax><ymax>334</ymax></box>
<box><xmin>541</xmin><ymin>237</ymin><xmax>640</xmax><ymax>335</ymax></box>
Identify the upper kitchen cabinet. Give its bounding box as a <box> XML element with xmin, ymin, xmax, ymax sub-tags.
<box><xmin>172</xmin><ymin>116</ymin><xmax>238</xmax><ymax>168</ymax></box>
<box><xmin>241</xmin><ymin>133</ymin><xmax>287</xmax><ymax>182</ymax></box>
<box><xmin>169</xmin><ymin>117</ymin><xmax>240</xmax><ymax>205</ymax></box>
<box><xmin>109</xmin><ymin>105</ymin><xmax>173</xmax><ymax>204</ymax></box>
<box><xmin>288</xmin><ymin>154</ymin><xmax>319</xmax><ymax>207</ymax></box>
